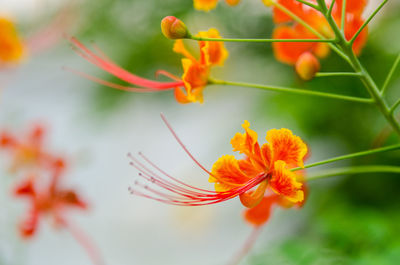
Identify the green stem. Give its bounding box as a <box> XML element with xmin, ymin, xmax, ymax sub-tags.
<box><xmin>307</xmin><ymin>165</ymin><xmax>400</xmax><ymax>181</ymax></box>
<box><xmin>390</xmin><ymin>98</ymin><xmax>400</xmax><ymax>115</ymax></box>
<box><xmin>315</xmin><ymin>72</ymin><xmax>362</xmax><ymax>77</ymax></box>
<box><xmin>340</xmin><ymin>0</ymin><xmax>346</xmax><ymax>32</ymax></box>
<box><xmin>190</xmin><ymin>36</ymin><xmax>336</xmax><ymax>43</ymax></box>
<box><xmin>381</xmin><ymin>52</ymin><xmax>400</xmax><ymax>95</ymax></box>
<box><xmin>292</xmin><ymin>143</ymin><xmax>400</xmax><ymax>171</ymax></box>
<box><xmin>209</xmin><ymin>78</ymin><xmax>373</xmax><ymax>104</ymax></box>
<box><xmin>350</xmin><ymin>0</ymin><xmax>389</xmax><ymax>44</ymax></box>
<box><xmin>328</xmin><ymin>0</ymin><xmax>336</xmax><ymax>16</ymax></box>
<box><xmin>317</xmin><ymin>0</ymin><xmax>400</xmax><ymax>137</ymax></box>
<box><xmin>294</xmin><ymin>0</ymin><xmax>321</xmax><ymax>10</ymax></box>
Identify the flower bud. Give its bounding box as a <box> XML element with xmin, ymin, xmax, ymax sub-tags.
<box><xmin>295</xmin><ymin>52</ymin><xmax>320</xmax><ymax>81</ymax></box>
<box><xmin>161</xmin><ymin>16</ymin><xmax>190</xmax><ymax>39</ymax></box>
<box><xmin>225</xmin><ymin>0</ymin><xmax>240</xmax><ymax>6</ymax></box>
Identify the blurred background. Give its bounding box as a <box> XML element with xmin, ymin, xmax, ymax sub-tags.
<box><xmin>1</xmin><ymin>0</ymin><xmax>400</xmax><ymax>264</ymax></box>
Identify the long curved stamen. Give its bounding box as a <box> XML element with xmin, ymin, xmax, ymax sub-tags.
<box><xmin>128</xmin><ymin>153</ymin><xmax>267</xmax><ymax>206</ymax></box>
<box><xmin>64</xmin><ymin>67</ymin><xmax>164</xmax><ymax>93</ymax></box>
<box><xmin>69</xmin><ymin>37</ymin><xmax>184</xmax><ymax>90</ymax></box>
<box><xmin>160</xmin><ymin>113</ymin><xmax>214</xmax><ymax>176</ymax></box>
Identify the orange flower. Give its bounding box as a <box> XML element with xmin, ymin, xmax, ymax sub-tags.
<box><xmin>70</xmin><ymin>27</ymin><xmax>228</xmax><ymax>104</ymax></box>
<box><xmin>174</xmin><ymin>28</ymin><xmax>228</xmax><ymax>103</ymax></box>
<box><xmin>0</xmin><ymin>17</ymin><xmax>24</xmax><ymax>64</ymax></box>
<box><xmin>266</xmin><ymin>0</ymin><xmax>368</xmax><ymax>68</ymax></box>
<box><xmin>194</xmin><ymin>0</ymin><xmax>218</xmax><ymax>11</ymax></box>
<box><xmin>193</xmin><ymin>0</ymin><xmax>240</xmax><ymax>11</ymax></box>
<box><xmin>210</xmin><ymin>121</ymin><xmax>307</xmax><ymax>208</ymax></box>
<box><xmin>127</xmin><ymin>116</ymin><xmax>307</xmax><ymax>221</ymax></box>
<box><xmin>0</xmin><ymin>124</ymin><xmax>61</xmax><ymax>173</ymax></box>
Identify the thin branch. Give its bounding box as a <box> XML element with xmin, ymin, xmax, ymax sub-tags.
<box><xmin>390</xmin><ymin>98</ymin><xmax>400</xmax><ymax>115</ymax></box>
<box><xmin>294</xmin><ymin>0</ymin><xmax>320</xmax><ymax>10</ymax></box>
<box><xmin>381</xmin><ymin>52</ymin><xmax>400</xmax><ymax>95</ymax></box>
<box><xmin>341</xmin><ymin>0</ymin><xmax>347</xmax><ymax>32</ymax></box>
<box><xmin>307</xmin><ymin>165</ymin><xmax>400</xmax><ymax>181</ymax></box>
<box><xmin>327</xmin><ymin>0</ymin><xmax>336</xmax><ymax>16</ymax></box>
<box><xmin>292</xmin><ymin>144</ymin><xmax>400</xmax><ymax>171</ymax></box>
<box><xmin>190</xmin><ymin>36</ymin><xmax>336</xmax><ymax>43</ymax></box>
<box><xmin>209</xmin><ymin>78</ymin><xmax>373</xmax><ymax>104</ymax></box>
<box><xmin>315</xmin><ymin>72</ymin><xmax>362</xmax><ymax>77</ymax></box>
<box><xmin>350</xmin><ymin>0</ymin><xmax>389</xmax><ymax>44</ymax></box>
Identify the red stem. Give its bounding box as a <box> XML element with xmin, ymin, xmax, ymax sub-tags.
<box><xmin>63</xmin><ymin>219</ymin><xmax>105</xmax><ymax>265</ymax></box>
<box><xmin>226</xmin><ymin>226</ymin><xmax>263</xmax><ymax>265</ymax></box>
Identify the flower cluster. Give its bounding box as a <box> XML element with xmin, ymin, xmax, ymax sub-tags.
<box><xmin>265</xmin><ymin>0</ymin><xmax>368</xmax><ymax>72</ymax></box>
<box><xmin>70</xmin><ymin>19</ymin><xmax>228</xmax><ymax>104</ymax></box>
<box><xmin>0</xmin><ymin>125</ymin><xmax>87</xmax><ymax>238</ymax></box>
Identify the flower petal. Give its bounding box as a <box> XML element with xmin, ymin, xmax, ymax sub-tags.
<box><xmin>266</xmin><ymin>128</ymin><xmax>307</xmax><ymax>167</ymax></box>
<box><xmin>243</xmin><ymin>195</ymin><xmax>279</xmax><ymax>227</ymax></box>
<box><xmin>209</xmin><ymin>155</ymin><xmax>251</xmax><ymax>192</ymax></box>
<box><xmin>239</xmin><ymin>179</ymin><xmax>268</xmax><ymax>208</ymax></box>
<box><xmin>180</xmin><ymin>58</ymin><xmax>209</xmax><ymax>103</ymax></box>
<box><xmin>197</xmin><ymin>28</ymin><xmax>229</xmax><ymax>66</ymax></box>
<box><xmin>270</xmin><ymin>160</ymin><xmax>304</xmax><ymax>203</ymax></box>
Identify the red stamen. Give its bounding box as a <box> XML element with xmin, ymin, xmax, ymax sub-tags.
<box><xmin>127</xmin><ymin>152</ymin><xmax>267</xmax><ymax>206</ymax></box>
<box><xmin>69</xmin><ymin>37</ymin><xmax>184</xmax><ymax>90</ymax></box>
<box><xmin>160</xmin><ymin>113</ymin><xmax>214</xmax><ymax>176</ymax></box>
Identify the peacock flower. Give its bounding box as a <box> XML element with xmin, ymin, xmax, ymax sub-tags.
<box><xmin>0</xmin><ymin>17</ymin><xmax>25</xmax><ymax>65</ymax></box>
<box><xmin>265</xmin><ymin>0</ymin><xmax>368</xmax><ymax>69</ymax></box>
<box><xmin>0</xmin><ymin>124</ymin><xmax>60</xmax><ymax>173</ymax></box>
<box><xmin>70</xmin><ymin>27</ymin><xmax>228</xmax><ymax>104</ymax></box>
<box><xmin>128</xmin><ymin>116</ymin><xmax>308</xmax><ymax>225</ymax></box>
<box><xmin>210</xmin><ymin>121</ymin><xmax>307</xmax><ymax>208</ymax></box>
<box><xmin>14</xmin><ymin>168</ymin><xmax>87</xmax><ymax>238</ymax></box>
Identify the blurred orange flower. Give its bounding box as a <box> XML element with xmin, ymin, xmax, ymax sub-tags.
<box><xmin>194</xmin><ymin>0</ymin><xmax>240</xmax><ymax>11</ymax></box>
<box><xmin>0</xmin><ymin>18</ymin><xmax>25</xmax><ymax>65</ymax></box>
<box><xmin>0</xmin><ymin>125</ymin><xmax>61</xmax><ymax>173</ymax></box>
<box><xmin>265</xmin><ymin>0</ymin><xmax>368</xmax><ymax>67</ymax></box>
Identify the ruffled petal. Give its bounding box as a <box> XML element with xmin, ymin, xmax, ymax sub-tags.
<box><xmin>269</xmin><ymin>160</ymin><xmax>304</xmax><ymax>203</ymax></box>
<box><xmin>266</xmin><ymin>128</ymin><xmax>307</xmax><ymax>168</ymax></box>
<box><xmin>180</xmin><ymin>58</ymin><xmax>209</xmax><ymax>103</ymax></box>
<box><xmin>209</xmin><ymin>155</ymin><xmax>252</xmax><ymax>192</ymax></box>
<box><xmin>197</xmin><ymin>28</ymin><xmax>229</xmax><ymax>66</ymax></box>
<box><xmin>231</xmin><ymin>120</ymin><xmax>258</xmax><ymax>155</ymax></box>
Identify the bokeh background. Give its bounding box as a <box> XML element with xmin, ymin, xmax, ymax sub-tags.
<box><xmin>1</xmin><ymin>0</ymin><xmax>400</xmax><ymax>264</ymax></box>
